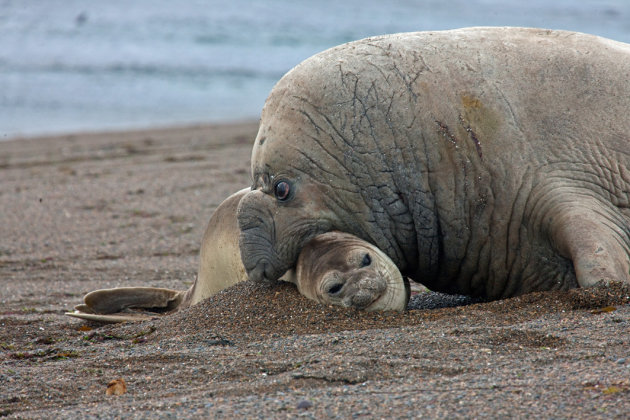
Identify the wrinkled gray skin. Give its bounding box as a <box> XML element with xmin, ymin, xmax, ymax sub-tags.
<box><xmin>237</xmin><ymin>27</ymin><xmax>630</xmax><ymax>299</ymax></box>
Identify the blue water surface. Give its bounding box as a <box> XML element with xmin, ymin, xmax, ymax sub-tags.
<box><xmin>1</xmin><ymin>0</ymin><xmax>629</xmax><ymax>139</ymax></box>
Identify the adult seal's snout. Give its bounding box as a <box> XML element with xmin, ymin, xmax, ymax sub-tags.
<box><xmin>237</xmin><ymin>189</ymin><xmax>295</xmax><ymax>283</ymax></box>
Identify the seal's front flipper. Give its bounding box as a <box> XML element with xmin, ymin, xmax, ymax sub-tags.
<box><xmin>550</xmin><ymin>203</ymin><xmax>630</xmax><ymax>288</ymax></box>
<box><xmin>77</xmin><ymin>287</ymin><xmax>184</xmax><ymax>314</ymax></box>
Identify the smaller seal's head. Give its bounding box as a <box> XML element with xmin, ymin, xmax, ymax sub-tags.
<box><xmin>292</xmin><ymin>231</ymin><xmax>409</xmax><ymax>311</ymax></box>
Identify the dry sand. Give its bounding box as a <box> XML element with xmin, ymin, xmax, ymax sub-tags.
<box><xmin>1</xmin><ymin>122</ymin><xmax>629</xmax><ymax>419</ymax></box>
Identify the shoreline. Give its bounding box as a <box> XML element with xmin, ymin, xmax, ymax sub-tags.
<box><xmin>1</xmin><ymin>119</ymin><xmax>260</xmax><ymax>144</ymax></box>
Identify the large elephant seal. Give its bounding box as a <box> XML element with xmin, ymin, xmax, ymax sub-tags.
<box><xmin>67</xmin><ymin>191</ymin><xmax>408</xmax><ymax>323</ymax></box>
<box><xmin>237</xmin><ymin>27</ymin><xmax>630</xmax><ymax>299</ymax></box>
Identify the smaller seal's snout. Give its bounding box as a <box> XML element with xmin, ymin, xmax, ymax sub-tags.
<box><xmin>342</xmin><ymin>272</ymin><xmax>388</xmax><ymax>310</ymax></box>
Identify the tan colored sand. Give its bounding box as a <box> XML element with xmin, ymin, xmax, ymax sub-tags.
<box><xmin>1</xmin><ymin>123</ymin><xmax>629</xmax><ymax>418</ymax></box>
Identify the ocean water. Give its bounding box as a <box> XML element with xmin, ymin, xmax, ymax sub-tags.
<box><xmin>1</xmin><ymin>0</ymin><xmax>629</xmax><ymax>139</ymax></box>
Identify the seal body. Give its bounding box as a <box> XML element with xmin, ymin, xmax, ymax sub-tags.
<box><xmin>237</xmin><ymin>27</ymin><xmax>630</xmax><ymax>299</ymax></box>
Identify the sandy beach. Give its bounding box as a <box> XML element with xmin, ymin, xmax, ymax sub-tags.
<box><xmin>1</xmin><ymin>122</ymin><xmax>629</xmax><ymax>418</ymax></box>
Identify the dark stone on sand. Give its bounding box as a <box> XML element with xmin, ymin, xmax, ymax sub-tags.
<box><xmin>297</xmin><ymin>400</ymin><xmax>313</xmax><ymax>410</ymax></box>
<box><xmin>407</xmin><ymin>292</ymin><xmax>483</xmax><ymax>310</ymax></box>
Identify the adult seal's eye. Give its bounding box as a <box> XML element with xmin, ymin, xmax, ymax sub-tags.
<box><xmin>274</xmin><ymin>181</ymin><xmax>291</xmax><ymax>201</ymax></box>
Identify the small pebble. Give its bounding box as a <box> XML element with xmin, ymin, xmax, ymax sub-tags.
<box><xmin>616</xmin><ymin>358</ymin><xmax>626</xmax><ymax>364</ymax></box>
<box><xmin>106</xmin><ymin>378</ymin><xmax>127</xmax><ymax>396</ymax></box>
<box><xmin>297</xmin><ymin>400</ymin><xmax>312</xmax><ymax>410</ymax></box>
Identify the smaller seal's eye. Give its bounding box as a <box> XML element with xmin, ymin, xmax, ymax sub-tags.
<box><xmin>360</xmin><ymin>253</ymin><xmax>372</xmax><ymax>267</ymax></box>
<box><xmin>274</xmin><ymin>181</ymin><xmax>291</xmax><ymax>201</ymax></box>
<box><xmin>327</xmin><ymin>283</ymin><xmax>343</xmax><ymax>295</ymax></box>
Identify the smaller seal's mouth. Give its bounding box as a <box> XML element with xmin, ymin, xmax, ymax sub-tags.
<box><xmin>343</xmin><ymin>290</ymin><xmax>383</xmax><ymax>310</ymax></box>
<box><xmin>364</xmin><ymin>290</ymin><xmax>390</xmax><ymax>310</ymax></box>
<box><xmin>361</xmin><ymin>270</ymin><xmax>408</xmax><ymax>312</ymax></box>
<box><xmin>340</xmin><ymin>273</ymin><xmax>388</xmax><ymax>310</ymax></box>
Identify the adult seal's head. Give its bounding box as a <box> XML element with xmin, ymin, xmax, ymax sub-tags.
<box><xmin>236</xmin><ymin>31</ymin><xmax>426</xmax><ymax>284</ymax></box>
<box><xmin>285</xmin><ymin>232</ymin><xmax>409</xmax><ymax>311</ymax></box>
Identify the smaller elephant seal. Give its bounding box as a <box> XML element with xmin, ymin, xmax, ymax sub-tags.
<box><xmin>66</xmin><ymin>190</ymin><xmax>408</xmax><ymax>323</ymax></box>
<box><xmin>284</xmin><ymin>231</ymin><xmax>410</xmax><ymax>311</ymax></box>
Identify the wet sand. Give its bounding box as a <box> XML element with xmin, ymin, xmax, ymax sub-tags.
<box><xmin>1</xmin><ymin>123</ymin><xmax>629</xmax><ymax>418</ymax></box>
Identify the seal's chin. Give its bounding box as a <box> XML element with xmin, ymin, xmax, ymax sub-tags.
<box><xmin>342</xmin><ymin>286</ymin><xmax>387</xmax><ymax>311</ymax></box>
